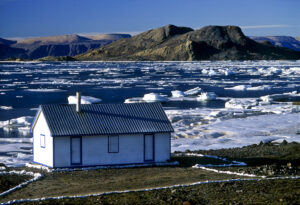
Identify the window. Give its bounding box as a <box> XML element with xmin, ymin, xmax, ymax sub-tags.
<box><xmin>108</xmin><ymin>135</ymin><xmax>119</xmax><ymax>153</ymax></box>
<box><xmin>40</xmin><ymin>134</ymin><xmax>45</xmax><ymax>148</ymax></box>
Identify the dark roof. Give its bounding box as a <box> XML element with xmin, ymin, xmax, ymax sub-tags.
<box><xmin>37</xmin><ymin>103</ymin><xmax>173</xmax><ymax>137</ymax></box>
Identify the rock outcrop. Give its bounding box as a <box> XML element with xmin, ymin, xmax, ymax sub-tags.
<box><xmin>77</xmin><ymin>25</ymin><xmax>300</xmax><ymax>61</ymax></box>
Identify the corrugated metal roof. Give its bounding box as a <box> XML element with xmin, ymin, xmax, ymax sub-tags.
<box><xmin>39</xmin><ymin>103</ymin><xmax>173</xmax><ymax>137</ymax></box>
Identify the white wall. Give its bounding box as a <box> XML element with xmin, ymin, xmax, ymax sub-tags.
<box><xmin>82</xmin><ymin>134</ymin><xmax>144</xmax><ymax>166</ymax></box>
<box><xmin>52</xmin><ymin>132</ymin><xmax>171</xmax><ymax>168</ymax></box>
<box><xmin>155</xmin><ymin>133</ymin><xmax>171</xmax><ymax>162</ymax></box>
<box><xmin>54</xmin><ymin>137</ymin><xmax>70</xmax><ymax>167</ymax></box>
<box><xmin>33</xmin><ymin>111</ymin><xmax>53</xmax><ymax>167</ymax></box>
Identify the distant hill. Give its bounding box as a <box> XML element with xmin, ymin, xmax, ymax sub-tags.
<box><xmin>0</xmin><ymin>38</ymin><xmax>17</xmax><ymax>46</ymax></box>
<box><xmin>249</xmin><ymin>36</ymin><xmax>300</xmax><ymax>51</ymax></box>
<box><xmin>77</xmin><ymin>24</ymin><xmax>300</xmax><ymax>61</ymax></box>
<box><xmin>0</xmin><ymin>34</ymin><xmax>131</xmax><ymax>60</ymax></box>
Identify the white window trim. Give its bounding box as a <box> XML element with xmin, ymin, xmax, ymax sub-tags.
<box><xmin>40</xmin><ymin>134</ymin><xmax>46</xmax><ymax>148</ymax></box>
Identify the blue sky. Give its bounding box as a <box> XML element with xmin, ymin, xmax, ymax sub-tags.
<box><xmin>0</xmin><ymin>0</ymin><xmax>299</xmax><ymax>38</ymax></box>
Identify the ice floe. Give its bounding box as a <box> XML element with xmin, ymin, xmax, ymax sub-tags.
<box><xmin>171</xmin><ymin>90</ymin><xmax>186</xmax><ymax>98</ymax></box>
<box><xmin>0</xmin><ymin>116</ymin><xmax>34</xmax><ymax>129</ymax></box>
<box><xmin>197</xmin><ymin>92</ymin><xmax>217</xmax><ymax>101</ymax></box>
<box><xmin>68</xmin><ymin>95</ymin><xmax>102</xmax><ymax>104</ymax></box>
<box><xmin>260</xmin><ymin>91</ymin><xmax>300</xmax><ymax>103</ymax></box>
<box><xmin>225</xmin><ymin>85</ymin><xmax>251</xmax><ymax>91</ymax></box>
<box><xmin>26</xmin><ymin>89</ymin><xmax>66</xmax><ymax>92</ymax></box>
<box><xmin>143</xmin><ymin>93</ymin><xmax>169</xmax><ymax>103</ymax></box>
<box><xmin>0</xmin><ymin>106</ymin><xmax>13</xmax><ymax>110</ymax></box>
<box><xmin>184</xmin><ymin>87</ymin><xmax>202</xmax><ymax>96</ymax></box>
<box><xmin>225</xmin><ymin>98</ymin><xmax>258</xmax><ymax>109</ymax></box>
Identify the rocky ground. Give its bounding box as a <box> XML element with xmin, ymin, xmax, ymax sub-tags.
<box><xmin>16</xmin><ymin>178</ymin><xmax>300</xmax><ymax>205</ymax></box>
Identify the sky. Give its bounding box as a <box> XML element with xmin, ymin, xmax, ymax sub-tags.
<box><xmin>0</xmin><ymin>0</ymin><xmax>299</xmax><ymax>39</ymax></box>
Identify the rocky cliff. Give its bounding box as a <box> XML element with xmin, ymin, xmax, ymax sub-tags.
<box><xmin>77</xmin><ymin>25</ymin><xmax>300</xmax><ymax>61</ymax></box>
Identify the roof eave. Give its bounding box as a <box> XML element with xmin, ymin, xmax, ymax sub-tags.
<box><xmin>51</xmin><ymin>130</ymin><xmax>173</xmax><ymax>137</ymax></box>
<box><xmin>30</xmin><ymin>105</ymin><xmax>42</xmax><ymax>133</ymax></box>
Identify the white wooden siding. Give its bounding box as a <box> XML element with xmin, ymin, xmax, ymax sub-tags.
<box><xmin>35</xmin><ymin>130</ymin><xmax>170</xmax><ymax>168</ymax></box>
<box><xmin>54</xmin><ymin>136</ymin><xmax>70</xmax><ymax>167</ymax></box>
<box><xmin>33</xmin><ymin>111</ymin><xmax>53</xmax><ymax>167</ymax></box>
<box><xmin>82</xmin><ymin>134</ymin><xmax>144</xmax><ymax>166</ymax></box>
<box><xmin>154</xmin><ymin>133</ymin><xmax>171</xmax><ymax>162</ymax></box>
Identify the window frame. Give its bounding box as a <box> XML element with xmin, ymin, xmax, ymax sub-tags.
<box><xmin>108</xmin><ymin>135</ymin><xmax>119</xmax><ymax>153</ymax></box>
<box><xmin>40</xmin><ymin>134</ymin><xmax>46</xmax><ymax>148</ymax></box>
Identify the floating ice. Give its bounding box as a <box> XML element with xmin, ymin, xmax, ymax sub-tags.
<box><xmin>26</xmin><ymin>89</ymin><xmax>66</xmax><ymax>92</ymax></box>
<box><xmin>260</xmin><ymin>91</ymin><xmax>300</xmax><ymax>102</ymax></box>
<box><xmin>224</xmin><ymin>69</ymin><xmax>235</xmax><ymax>76</ymax></box>
<box><xmin>143</xmin><ymin>93</ymin><xmax>168</xmax><ymax>103</ymax></box>
<box><xmin>170</xmin><ymin>112</ymin><xmax>300</xmax><ymax>152</ymax></box>
<box><xmin>247</xmin><ymin>85</ymin><xmax>272</xmax><ymax>91</ymax></box>
<box><xmin>68</xmin><ymin>95</ymin><xmax>102</xmax><ymax>104</ymax></box>
<box><xmin>202</xmin><ymin>69</ymin><xmax>217</xmax><ymax>76</ymax></box>
<box><xmin>268</xmin><ymin>67</ymin><xmax>282</xmax><ymax>75</ymax></box>
<box><xmin>124</xmin><ymin>97</ymin><xmax>144</xmax><ymax>103</ymax></box>
<box><xmin>225</xmin><ymin>85</ymin><xmax>251</xmax><ymax>91</ymax></box>
<box><xmin>197</xmin><ymin>92</ymin><xmax>217</xmax><ymax>101</ymax></box>
<box><xmin>225</xmin><ymin>98</ymin><xmax>258</xmax><ymax>109</ymax></box>
<box><xmin>184</xmin><ymin>87</ymin><xmax>202</xmax><ymax>96</ymax></box>
<box><xmin>171</xmin><ymin>90</ymin><xmax>186</xmax><ymax>98</ymax></box>
<box><xmin>0</xmin><ymin>116</ymin><xmax>34</xmax><ymax>129</ymax></box>
<box><xmin>0</xmin><ymin>106</ymin><xmax>13</xmax><ymax>110</ymax></box>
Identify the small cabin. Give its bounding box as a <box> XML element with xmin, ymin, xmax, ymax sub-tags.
<box><xmin>31</xmin><ymin>96</ymin><xmax>173</xmax><ymax>168</ymax></box>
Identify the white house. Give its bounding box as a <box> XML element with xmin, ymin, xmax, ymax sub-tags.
<box><xmin>31</xmin><ymin>94</ymin><xmax>173</xmax><ymax>168</ymax></box>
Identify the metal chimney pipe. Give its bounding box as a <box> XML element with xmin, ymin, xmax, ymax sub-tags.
<box><xmin>76</xmin><ymin>92</ymin><xmax>81</xmax><ymax>112</ymax></box>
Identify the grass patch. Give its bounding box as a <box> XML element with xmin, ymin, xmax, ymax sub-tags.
<box><xmin>192</xmin><ymin>142</ymin><xmax>300</xmax><ymax>166</ymax></box>
<box><xmin>0</xmin><ymin>174</ymin><xmax>32</xmax><ymax>193</ymax></box>
<box><xmin>172</xmin><ymin>156</ymin><xmax>229</xmax><ymax>167</ymax></box>
<box><xmin>292</xmin><ymin>101</ymin><xmax>300</xmax><ymax>105</ymax></box>
<box><xmin>0</xmin><ymin>166</ymin><xmax>243</xmax><ymax>203</ymax></box>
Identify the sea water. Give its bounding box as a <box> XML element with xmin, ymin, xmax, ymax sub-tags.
<box><xmin>0</xmin><ymin>61</ymin><xmax>300</xmax><ymax>166</ymax></box>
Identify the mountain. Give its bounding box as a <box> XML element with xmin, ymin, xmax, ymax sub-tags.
<box><xmin>77</xmin><ymin>25</ymin><xmax>300</xmax><ymax>61</ymax></box>
<box><xmin>0</xmin><ymin>34</ymin><xmax>131</xmax><ymax>60</ymax></box>
<box><xmin>0</xmin><ymin>38</ymin><xmax>17</xmax><ymax>46</ymax></box>
<box><xmin>0</xmin><ymin>44</ymin><xmax>27</xmax><ymax>60</ymax></box>
<box><xmin>249</xmin><ymin>36</ymin><xmax>300</xmax><ymax>51</ymax></box>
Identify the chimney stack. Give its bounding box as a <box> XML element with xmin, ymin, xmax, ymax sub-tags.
<box><xmin>76</xmin><ymin>92</ymin><xmax>81</xmax><ymax>112</ymax></box>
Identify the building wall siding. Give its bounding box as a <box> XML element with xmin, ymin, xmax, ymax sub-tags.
<box><xmin>49</xmin><ymin>132</ymin><xmax>170</xmax><ymax>168</ymax></box>
<box><xmin>54</xmin><ymin>136</ymin><xmax>70</xmax><ymax>167</ymax></box>
<box><xmin>155</xmin><ymin>132</ymin><xmax>171</xmax><ymax>162</ymax></box>
<box><xmin>33</xmin><ymin>112</ymin><xmax>53</xmax><ymax>167</ymax></box>
<box><xmin>82</xmin><ymin>134</ymin><xmax>144</xmax><ymax>166</ymax></box>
